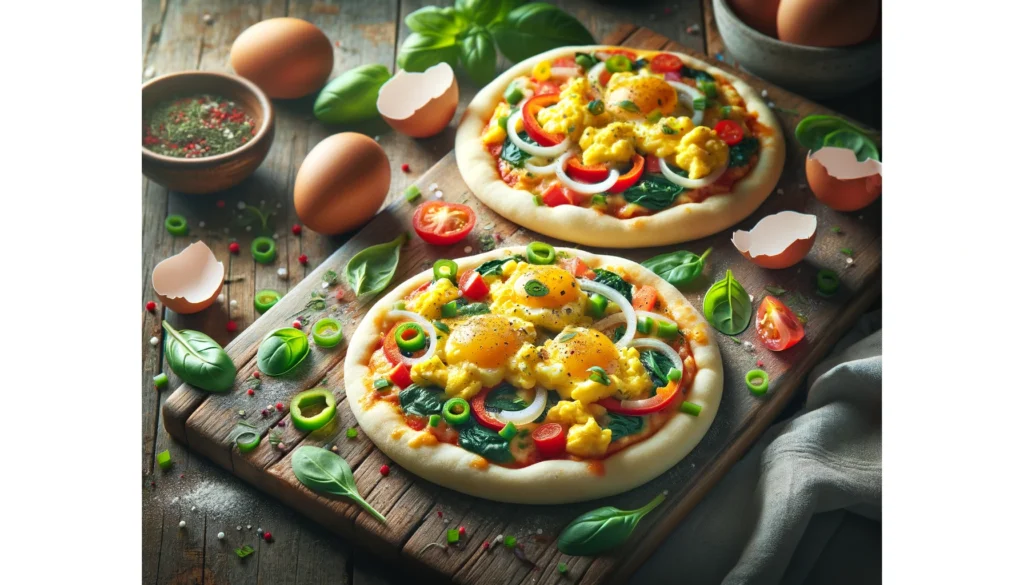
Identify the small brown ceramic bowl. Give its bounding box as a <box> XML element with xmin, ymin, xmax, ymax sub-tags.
<box><xmin>142</xmin><ymin>71</ymin><xmax>275</xmax><ymax>194</ymax></box>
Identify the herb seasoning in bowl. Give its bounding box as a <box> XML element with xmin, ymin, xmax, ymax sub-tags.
<box><xmin>142</xmin><ymin>72</ymin><xmax>274</xmax><ymax>194</ymax></box>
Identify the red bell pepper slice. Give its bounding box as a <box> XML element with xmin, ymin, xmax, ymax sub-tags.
<box><xmin>386</xmin><ymin>363</ymin><xmax>413</xmax><ymax>389</ymax></box>
<box><xmin>521</xmin><ymin>94</ymin><xmax>564</xmax><ymax>146</ymax></box>
<box><xmin>470</xmin><ymin>386</ymin><xmax>507</xmax><ymax>432</ymax></box>
<box><xmin>632</xmin><ymin>285</ymin><xmax>658</xmax><ymax>311</ymax></box>
<box><xmin>532</xmin><ymin>423</ymin><xmax>567</xmax><ymax>458</ymax></box>
<box><xmin>645</xmin><ymin>154</ymin><xmax>662</xmax><ymax>174</ymax></box>
<box><xmin>598</xmin><ymin>380</ymin><xmax>680</xmax><ymax>415</ymax></box>
<box><xmin>607</xmin><ymin>154</ymin><xmax>645</xmax><ymax>194</ymax></box>
<box><xmin>458</xmin><ymin>270</ymin><xmax>489</xmax><ymax>300</ymax></box>
<box><xmin>382</xmin><ymin>323</ymin><xmax>405</xmax><ymax>365</ymax></box>
<box><xmin>541</xmin><ymin>182</ymin><xmax>576</xmax><ymax>207</ymax></box>
<box><xmin>566</xmin><ymin>155</ymin><xmax>611</xmax><ymax>183</ymax></box>
<box><xmin>558</xmin><ymin>256</ymin><xmax>597</xmax><ymax>280</ymax></box>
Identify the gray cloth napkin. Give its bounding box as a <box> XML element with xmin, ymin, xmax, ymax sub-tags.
<box><xmin>633</xmin><ymin>311</ymin><xmax>882</xmax><ymax>585</ymax></box>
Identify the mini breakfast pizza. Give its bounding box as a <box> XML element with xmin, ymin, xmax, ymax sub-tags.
<box><xmin>454</xmin><ymin>46</ymin><xmax>785</xmax><ymax>248</ymax></box>
<box><xmin>344</xmin><ymin>245</ymin><xmax>723</xmax><ymax>504</ymax></box>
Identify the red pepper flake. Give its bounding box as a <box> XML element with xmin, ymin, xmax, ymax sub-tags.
<box><xmin>253</xmin><ymin>371</ymin><xmax>260</xmax><ymax>379</ymax></box>
<box><xmin>247</xmin><ymin>389</ymin><xmax>254</xmax><ymax>396</ymax></box>
<box><xmin>482</xmin><ymin>541</ymin><xmax>490</xmax><ymax>551</ymax></box>
<box><xmin>757</xmin><ymin>360</ymin><xmax>764</xmax><ymax>368</ymax></box>
<box><xmin>292</xmin><ymin>320</ymin><xmax>303</xmax><ymax>329</ymax></box>
<box><xmin>380</xmin><ymin>464</ymin><xmax>391</xmax><ymax>476</ymax></box>
<box><xmin>150</xmin><ymin>481</ymin><xmax>156</xmax><ymax>487</ymax></box>
<box><xmin>436</xmin><ymin>510</ymin><xmax>443</xmax><ymax>518</ymax></box>
<box><xmin>146</xmin><ymin>301</ymin><xmax>157</xmax><ymax>312</ymax></box>
<box><xmin>179</xmin><ymin>473</ymin><xmax>184</xmax><ymax>479</ymax></box>
<box><xmin>263</xmin><ymin>531</ymin><xmax>272</xmax><ymax>542</ymax></box>
<box><xmin>291</xmin><ymin>224</ymin><xmax>302</xmax><ymax>235</ymax></box>
<box><xmin>261</xmin><ymin>409</ymin><xmax>268</xmax><ymax>417</ymax></box>
<box><xmin>275</xmin><ymin>402</ymin><xmax>284</xmax><ymax>411</ymax></box>
<box><xmin>335</xmin><ymin>289</ymin><xmax>345</xmax><ymax>301</ymax></box>
<box><xmin>228</xmin><ymin>241</ymin><xmax>240</xmax><ymax>254</ymax></box>
<box><xmin>226</xmin><ymin>320</ymin><xmax>238</xmax><ymax>333</ymax></box>
<box><xmin>401</xmin><ymin>163</ymin><xmax>410</xmax><ymax>173</ymax></box>
<box><xmin>458</xmin><ymin>526</ymin><xmax>466</xmax><ymax>537</ymax></box>
<box><xmin>277</xmin><ymin>420</ymin><xmax>285</xmax><ymax>427</ymax></box>
<box><xmin>298</xmin><ymin>254</ymin><xmax>309</xmax><ymax>265</ymax></box>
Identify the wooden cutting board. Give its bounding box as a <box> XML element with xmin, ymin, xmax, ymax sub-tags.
<box><xmin>163</xmin><ymin>25</ymin><xmax>881</xmax><ymax>585</ymax></box>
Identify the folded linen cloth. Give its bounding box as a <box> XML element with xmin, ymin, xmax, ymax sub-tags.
<box><xmin>633</xmin><ymin>311</ymin><xmax>882</xmax><ymax>585</ymax></box>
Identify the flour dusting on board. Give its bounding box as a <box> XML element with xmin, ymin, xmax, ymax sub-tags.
<box><xmin>168</xmin><ymin>479</ymin><xmax>258</xmax><ymax>517</ymax></box>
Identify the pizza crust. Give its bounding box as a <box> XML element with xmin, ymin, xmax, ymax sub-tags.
<box><xmin>343</xmin><ymin>247</ymin><xmax>723</xmax><ymax>504</ymax></box>
<box><xmin>454</xmin><ymin>45</ymin><xmax>785</xmax><ymax>248</ymax></box>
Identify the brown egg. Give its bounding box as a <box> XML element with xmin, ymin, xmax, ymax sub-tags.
<box><xmin>730</xmin><ymin>0</ymin><xmax>781</xmax><ymax>37</ymax></box>
<box><xmin>294</xmin><ymin>133</ymin><xmax>391</xmax><ymax>235</ymax></box>
<box><xmin>152</xmin><ymin>241</ymin><xmax>225</xmax><ymax>314</ymax></box>
<box><xmin>230</xmin><ymin>18</ymin><xmax>333</xmax><ymax>99</ymax></box>
<box><xmin>777</xmin><ymin>0</ymin><xmax>879</xmax><ymax>48</ymax></box>
<box><xmin>377</xmin><ymin>63</ymin><xmax>459</xmax><ymax>138</ymax></box>
<box><xmin>806</xmin><ymin>149</ymin><xmax>882</xmax><ymax>211</ymax></box>
<box><xmin>732</xmin><ymin>211</ymin><xmax>817</xmax><ymax>269</ymax></box>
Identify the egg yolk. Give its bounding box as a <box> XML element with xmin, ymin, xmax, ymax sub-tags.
<box><xmin>605</xmin><ymin>74</ymin><xmax>677</xmax><ymax>118</ymax></box>
<box><xmin>516</xmin><ymin>266</ymin><xmax>581</xmax><ymax>309</ymax></box>
<box><xmin>445</xmin><ymin>314</ymin><xmax>529</xmax><ymax>369</ymax></box>
<box><xmin>548</xmin><ymin>327</ymin><xmax>619</xmax><ymax>380</ymax></box>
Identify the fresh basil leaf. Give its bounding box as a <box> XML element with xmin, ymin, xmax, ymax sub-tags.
<box><xmin>313</xmin><ymin>64</ymin><xmax>391</xmax><ymax>124</ymax></box>
<box><xmin>399</xmin><ymin>384</ymin><xmax>445</xmax><ymax>417</ymax></box>
<box><xmin>592</xmin><ymin>268</ymin><xmax>632</xmax><ymax>303</ymax></box>
<box><xmin>822</xmin><ymin>129</ymin><xmax>880</xmax><ymax>162</ymax></box>
<box><xmin>500</xmin><ymin>131</ymin><xmax>534</xmax><ymax>167</ymax></box>
<box><xmin>257</xmin><ymin>328</ymin><xmax>310</xmax><ymax>376</ymax></box>
<box><xmin>681</xmin><ymin>66</ymin><xmax>714</xmax><ymax>83</ymax></box>
<box><xmin>639</xmin><ymin>349</ymin><xmax>674</xmax><ymax>388</ymax></box>
<box><xmin>491</xmin><ymin>3</ymin><xmax>595</xmax><ymax>63</ymax></box>
<box><xmin>603</xmin><ymin>413</ymin><xmax>645</xmax><ymax>442</ymax></box>
<box><xmin>475</xmin><ymin>255</ymin><xmax>525</xmax><ymax>276</ymax></box>
<box><xmin>641</xmin><ymin>248</ymin><xmax>711</xmax><ymax>286</ymax></box>
<box><xmin>397</xmin><ymin>31</ymin><xmax>460</xmax><ymax>72</ymax></box>
<box><xmin>405</xmin><ymin>6</ymin><xmax>467</xmax><ymax>36</ymax></box>
<box><xmin>728</xmin><ymin>137</ymin><xmax>760</xmax><ymax>168</ymax></box>
<box><xmin>291</xmin><ymin>446</ymin><xmax>387</xmax><ymax>523</ymax></box>
<box><xmin>795</xmin><ymin>114</ymin><xmax>880</xmax><ymax>161</ymax></box>
<box><xmin>703</xmin><ymin>269</ymin><xmax>752</xmax><ymax>335</ymax></box>
<box><xmin>622</xmin><ymin>175</ymin><xmax>683</xmax><ymax>211</ymax></box>
<box><xmin>459</xmin><ymin>28</ymin><xmax>497</xmax><ymax>85</ymax></box>
<box><xmin>458</xmin><ymin>421</ymin><xmax>513</xmax><ymax>463</ymax></box>
<box><xmin>345</xmin><ymin>233</ymin><xmax>408</xmax><ymax>297</ymax></box>
<box><xmin>161</xmin><ymin>321</ymin><xmax>236</xmax><ymax>392</ymax></box>
<box><xmin>557</xmin><ymin>493</ymin><xmax>665</xmax><ymax>556</ymax></box>
<box><xmin>456</xmin><ymin>0</ymin><xmax>503</xmax><ymax>26</ymax></box>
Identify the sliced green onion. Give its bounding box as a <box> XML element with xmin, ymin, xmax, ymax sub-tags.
<box><xmin>504</xmin><ymin>83</ymin><xmax>524</xmax><ymax>105</ymax></box>
<box><xmin>346</xmin><ymin>427</ymin><xmax>358</xmax><ymax>439</ymax></box>
<box><xmin>251</xmin><ymin>237</ymin><xmax>276</xmax><ymax>264</ymax></box>
<box><xmin>587</xmin><ymin>293</ymin><xmax>608</xmax><ymax>318</ymax></box>
<box><xmin>697</xmin><ymin>80</ymin><xmax>717</xmax><ymax>98</ymax></box>
<box><xmin>442</xmin><ymin>398</ymin><xmax>471</xmax><ymax>425</ymax></box>
<box><xmin>447</xmin><ymin>528</ymin><xmax>460</xmax><ymax>544</ymax></box>
<box><xmin>164</xmin><ymin>214</ymin><xmax>188</xmax><ymax>236</ymax></box>
<box><xmin>236</xmin><ymin>431</ymin><xmax>260</xmax><ymax>453</ymax></box>
<box><xmin>153</xmin><ymin>372</ymin><xmax>169</xmax><ymax>390</ymax></box>
<box><xmin>156</xmin><ymin>449</ymin><xmax>173</xmax><ymax>470</ymax></box>
<box><xmin>679</xmin><ymin>401</ymin><xmax>702</xmax><ymax>416</ymax></box>
<box><xmin>504</xmin><ymin>535</ymin><xmax>517</xmax><ymax>548</ymax></box>
<box><xmin>404</xmin><ymin>185</ymin><xmax>421</xmax><ymax>203</ymax></box>
<box><xmin>254</xmin><ymin>289</ymin><xmax>282</xmax><ymax>313</ymax></box>
<box><xmin>746</xmin><ymin>369</ymin><xmax>769</xmax><ymax>396</ymax></box>
<box><xmin>588</xmin><ymin>99</ymin><xmax>605</xmax><ymax>115</ymax></box>
<box><xmin>526</xmin><ymin>241</ymin><xmax>556</xmax><ymax>265</ymax></box>
<box><xmin>498</xmin><ymin>421</ymin><xmax>517</xmax><ymax>440</ymax></box>
<box><xmin>817</xmin><ymin>269</ymin><xmax>840</xmax><ymax>296</ymax></box>
<box><xmin>533</xmin><ymin>195</ymin><xmax>544</xmax><ymax>206</ymax></box>
<box><xmin>656</xmin><ymin>320</ymin><xmax>678</xmax><ymax>338</ymax></box>
<box><xmin>428</xmin><ymin>414</ymin><xmax>441</xmax><ymax>427</ymax></box>
<box><xmin>432</xmin><ymin>320</ymin><xmax>450</xmax><ymax>334</ymax></box>
<box><xmin>576</xmin><ymin>53</ymin><xmax>597</xmax><ymax>68</ymax></box>
<box><xmin>667</xmin><ymin>367</ymin><xmax>682</xmax><ymax>382</ymax></box>
<box><xmin>692</xmin><ymin>96</ymin><xmax>707</xmax><ymax>111</ymax></box>
<box><xmin>312</xmin><ymin>317</ymin><xmax>344</xmax><ymax>348</ymax></box>
<box><xmin>605</xmin><ymin>54</ymin><xmax>631</xmax><ymax>72</ymax></box>
<box><xmin>394</xmin><ymin>322</ymin><xmax>426</xmax><ymax>352</ymax></box>
<box><xmin>523</xmin><ymin>279</ymin><xmax>549</xmax><ymax>297</ymax></box>
<box><xmin>558</xmin><ymin>562</ymin><xmax>568</xmax><ymax>574</ymax></box>
<box><xmin>637</xmin><ymin>316</ymin><xmax>653</xmax><ymax>334</ymax></box>
<box><xmin>646</xmin><ymin>110</ymin><xmax>663</xmax><ymax>123</ymax></box>
<box><xmin>433</xmin><ymin>259</ymin><xmax>458</xmax><ymax>284</ymax></box>
<box><xmin>661</xmin><ymin>125</ymin><xmax>677</xmax><ymax>135</ymax></box>
<box><xmin>721</xmin><ymin>105</ymin><xmax>733</xmax><ymax>118</ymax></box>
<box><xmin>591</xmin><ymin>194</ymin><xmax>607</xmax><ymax>207</ymax></box>
<box><xmin>497</xmin><ymin>114</ymin><xmax>509</xmax><ymax>129</ymax></box>
<box><xmin>373</xmin><ymin>378</ymin><xmax>390</xmax><ymax>390</ymax></box>
<box><xmin>588</xmin><ymin>366</ymin><xmax>610</xmax><ymax>386</ymax></box>
<box><xmin>441</xmin><ymin>301</ymin><xmax>459</xmax><ymax>318</ymax></box>
<box><xmin>393</xmin><ymin>301</ymin><xmax>406</xmax><ymax>311</ymax></box>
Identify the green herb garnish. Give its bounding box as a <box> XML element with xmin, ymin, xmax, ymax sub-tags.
<box><xmin>523</xmin><ymin>279</ymin><xmax>549</xmax><ymax>296</ymax></box>
<box><xmin>235</xmin><ymin>545</ymin><xmax>255</xmax><ymax>559</ymax></box>
<box><xmin>765</xmin><ymin>285</ymin><xmax>787</xmax><ymax>296</ymax></box>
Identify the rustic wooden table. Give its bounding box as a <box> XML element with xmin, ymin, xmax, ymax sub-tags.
<box><xmin>141</xmin><ymin>1</ymin><xmax>881</xmax><ymax>583</ymax></box>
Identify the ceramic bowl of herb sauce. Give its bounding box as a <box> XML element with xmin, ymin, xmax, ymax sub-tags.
<box><xmin>142</xmin><ymin>71</ymin><xmax>275</xmax><ymax>194</ymax></box>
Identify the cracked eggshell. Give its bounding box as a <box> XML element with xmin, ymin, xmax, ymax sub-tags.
<box><xmin>376</xmin><ymin>63</ymin><xmax>458</xmax><ymax>138</ymax></box>
<box><xmin>806</xmin><ymin>147</ymin><xmax>882</xmax><ymax>211</ymax></box>
<box><xmin>152</xmin><ymin>241</ymin><xmax>225</xmax><ymax>314</ymax></box>
<box><xmin>732</xmin><ymin>211</ymin><xmax>817</xmax><ymax>269</ymax></box>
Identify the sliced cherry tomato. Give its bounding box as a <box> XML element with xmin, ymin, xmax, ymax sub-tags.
<box><xmin>386</xmin><ymin>363</ymin><xmax>413</xmax><ymax>389</ymax></box>
<box><xmin>405</xmin><ymin>415</ymin><xmax>427</xmax><ymax>431</ymax></box>
<box><xmin>649</xmin><ymin>53</ymin><xmax>684</xmax><ymax>73</ymax></box>
<box><xmin>714</xmin><ymin>119</ymin><xmax>745</xmax><ymax>146</ymax></box>
<box><xmin>532</xmin><ymin>423</ymin><xmax>567</xmax><ymax>458</ymax></box>
<box><xmin>458</xmin><ymin>270</ymin><xmax>489</xmax><ymax>300</ymax></box>
<box><xmin>382</xmin><ymin>323</ymin><xmax>405</xmax><ymax>365</ymax></box>
<box><xmin>470</xmin><ymin>387</ymin><xmax>507</xmax><ymax>432</ymax></box>
<box><xmin>541</xmin><ymin>182</ymin><xmax>575</xmax><ymax>207</ymax></box>
<box><xmin>756</xmin><ymin>296</ymin><xmax>805</xmax><ymax>351</ymax></box>
<box><xmin>595</xmin><ymin>48</ymin><xmax>638</xmax><ymax>61</ymax></box>
<box><xmin>607</xmin><ymin>154</ymin><xmax>645</xmax><ymax>194</ymax></box>
<box><xmin>599</xmin><ymin>380</ymin><xmax>680</xmax><ymax>415</ymax></box>
<box><xmin>535</xmin><ymin>81</ymin><xmax>562</xmax><ymax>96</ymax></box>
<box><xmin>645</xmin><ymin>154</ymin><xmax>662</xmax><ymax>173</ymax></box>
<box><xmin>558</xmin><ymin>256</ymin><xmax>597</xmax><ymax>280</ymax></box>
<box><xmin>632</xmin><ymin>285</ymin><xmax>658</xmax><ymax>311</ymax></box>
<box><xmin>405</xmin><ymin>280</ymin><xmax>431</xmax><ymax>301</ymax></box>
<box><xmin>521</xmin><ymin>94</ymin><xmax>564</xmax><ymax>145</ymax></box>
<box><xmin>566</xmin><ymin>155</ymin><xmax>610</xmax><ymax>183</ymax></box>
<box><xmin>551</xmin><ymin>56</ymin><xmax>577</xmax><ymax>68</ymax></box>
<box><xmin>412</xmin><ymin>201</ymin><xmax>476</xmax><ymax>246</ymax></box>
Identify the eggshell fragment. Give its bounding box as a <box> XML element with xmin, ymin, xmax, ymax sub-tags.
<box><xmin>152</xmin><ymin>241</ymin><xmax>225</xmax><ymax>314</ymax></box>
<box><xmin>376</xmin><ymin>63</ymin><xmax>458</xmax><ymax>138</ymax></box>
<box><xmin>806</xmin><ymin>147</ymin><xmax>882</xmax><ymax>211</ymax></box>
<box><xmin>732</xmin><ymin>211</ymin><xmax>817</xmax><ymax>269</ymax></box>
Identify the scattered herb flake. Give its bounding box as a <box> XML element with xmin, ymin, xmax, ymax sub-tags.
<box><xmin>764</xmin><ymin>285</ymin><xmax>787</xmax><ymax>296</ymax></box>
<box><xmin>235</xmin><ymin>545</ymin><xmax>255</xmax><ymax>559</ymax></box>
<box><xmin>729</xmin><ymin>336</ymin><xmax>742</xmax><ymax>344</ymax></box>
<box><xmin>346</xmin><ymin>427</ymin><xmax>358</xmax><ymax>439</ymax></box>
<box><xmin>479</xmin><ymin>234</ymin><xmax>496</xmax><ymax>252</ymax></box>
<box><xmin>322</xmin><ymin>270</ymin><xmax>338</xmax><ymax>286</ymax></box>
<box><xmin>831</xmin><ymin>226</ymin><xmax>842</xmax><ymax>234</ymax></box>
<box><xmin>840</xmin><ymin>247</ymin><xmax>854</xmax><ymax>256</ymax></box>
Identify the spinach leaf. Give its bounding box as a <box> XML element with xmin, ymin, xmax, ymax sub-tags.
<box><xmin>703</xmin><ymin>269</ymin><xmax>752</xmax><ymax>335</ymax></box>
<box><xmin>491</xmin><ymin>3</ymin><xmax>595</xmax><ymax>63</ymax></box>
<box><xmin>641</xmin><ymin>248</ymin><xmax>711</xmax><ymax>286</ymax></box>
<box><xmin>399</xmin><ymin>384</ymin><xmax>445</xmax><ymax>417</ymax></box>
<box><xmin>161</xmin><ymin>321</ymin><xmax>236</xmax><ymax>392</ymax></box>
<box><xmin>592</xmin><ymin>268</ymin><xmax>633</xmax><ymax>303</ymax></box>
<box><xmin>681</xmin><ymin>66</ymin><xmax>714</xmax><ymax>83</ymax></box>
<box><xmin>405</xmin><ymin>6</ymin><xmax>467</xmax><ymax>36</ymax></box>
<box><xmin>557</xmin><ymin>493</ymin><xmax>665</xmax><ymax>556</ymax></box>
<box><xmin>291</xmin><ymin>446</ymin><xmax>387</xmax><ymax>523</ymax></box>
<box><xmin>397</xmin><ymin>31</ymin><xmax>460</xmax><ymax>73</ymax></box>
<box><xmin>345</xmin><ymin>233</ymin><xmax>408</xmax><ymax>297</ymax></box>
<box><xmin>313</xmin><ymin>64</ymin><xmax>391</xmax><ymax>124</ymax></box>
<box><xmin>500</xmin><ymin>131</ymin><xmax>534</xmax><ymax>168</ymax></box>
<box><xmin>728</xmin><ymin>137</ymin><xmax>760</xmax><ymax>168</ymax></box>
<box><xmin>485</xmin><ymin>383</ymin><xmax>527</xmax><ymax>412</ymax></box>
<box><xmin>795</xmin><ymin>114</ymin><xmax>880</xmax><ymax>161</ymax></box>
<box><xmin>622</xmin><ymin>175</ymin><xmax>683</xmax><ymax>211</ymax></box>
<box><xmin>604</xmin><ymin>413</ymin><xmax>645</xmax><ymax>442</ymax></box>
<box><xmin>459</xmin><ymin>27</ymin><xmax>497</xmax><ymax>85</ymax></box>
<box><xmin>611</xmin><ymin>325</ymin><xmax>626</xmax><ymax>343</ymax></box>
<box><xmin>475</xmin><ymin>255</ymin><xmax>524</xmax><ymax>276</ymax></box>
<box><xmin>822</xmin><ymin>129</ymin><xmax>880</xmax><ymax>162</ymax></box>
<box><xmin>458</xmin><ymin>421</ymin><xmax>513</xmax><ymax>463</ymax></box>
<box><xmin>639</xmin><ymin>349</ymin><xmax>674</xmax><ymax>387</ymax></box>
<box><xmin>257</xmin><ymin>328</ymin><xmax>310</xmax><ymax>376</ymax></box>
<box><xmin>457</xmin><ymin>302</ymin><xmax>491</xmax><ymax>316</ymax></box>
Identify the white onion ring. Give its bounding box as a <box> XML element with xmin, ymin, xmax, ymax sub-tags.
<box><xmin>666</xmin><ymin>81</ymin><xmax>705</xmax><ymax>126</ymax></box>
<box><xmin>587</xmin><ymin>62</ymin><xmax>607</xmax><ymax>88</ymax></box>
<box><xmin>549</xmin><ymin>66</ymin><xmax>579</xmax><ymax>80</ymax></box>
<box><xmin>524</xmin><ymin>157</ymin><xmax>558</xmax><ymax>176</ymax></box>
<box><xmin>506</xmin><ymin>110</ymin><xmax>570</xmax><ymax>158</ymax></box>
<box><xmin>659</xmin><ymin>156</ymin><xmax>728</xmax><ymax>189</ymax></box>
<box><xmin>385</xmin><ymin>310</ymin><xmax>437</xmax><ymax>366</ymax></box>
<box><xmin>495</xmin><ymin>386</ymin><xmax>549</xmax><ymax>426</ymax></box>
<box><xmin>580</xmin><ymin>279</ymin><xmax>636</xmax><ymax>348</ymax></box>
<box><xmin>554</xmin><ymin>151</ymin><xmax>621</xmax><ymax>194</ymax></box>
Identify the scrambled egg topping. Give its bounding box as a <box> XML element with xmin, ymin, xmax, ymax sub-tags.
<box><xmin>536</xmin><ymin>77</ymin><xmax>609</xmax><ymax>142</ymax></box>
<box><xmin>407</xmin><ymin>278</ymin><xmax>461</xmax><ymax>320</ymax></box>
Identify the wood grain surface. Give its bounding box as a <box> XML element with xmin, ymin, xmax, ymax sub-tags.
<box><xmin>142</xmin><ymin>2</ymin><xmax>881</xmax><ymax>584</ymax></box>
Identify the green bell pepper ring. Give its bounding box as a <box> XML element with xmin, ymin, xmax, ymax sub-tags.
<box><xmin>289</xmin><ymin>388</ymin><xmax>338</xmax><ymax>432</ymax></box>
<box><xmin>236</xmin><ymin>431</ymin><xmax>261</xmax><ymax>453</ymax></box>
<box><xmin>817</xmin><ymin>269</ymin><xmax>840</xmax><ymax>296</ymax></box>
<box><xmin>526</xmin><ymin>241</ymin><xmax>556</xmax><ymax>265</ymax></box>
<box><xmin>442</xmin><ymin>397</ymin><xmax>471</xmax><ymax>425</ymax></box>
<box><xmin>746</xmin><ymin>369</ymin><xmax>770</xmax><ymax>396</ymax></box>
<box><xmin>164</xmin><ymin>214</ymin><xmax>188</xmax><ymax>236</ymax></box>
<box><xmin>251</xmin><ymin>237</ymin><xmax>276</xmax><ymax>264</ymax></box>
<box><xmin>433</xmin><ymin>259</ymin><xmax>458</xmax><ymax>284</ymax></box>
<box><xmin>312</xmin><ymin>317</ymin><xmax>344</xmax><ymax>348</ymax></box>
<box><xmin>254</xmin><ymin>289</ymin><xmax>282</xmax><ymax>313</ymax></box>
<box><xmin>394</xmin><ymin>322</ymin><xmax>426</xmax><ymax>352</ymax></box>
